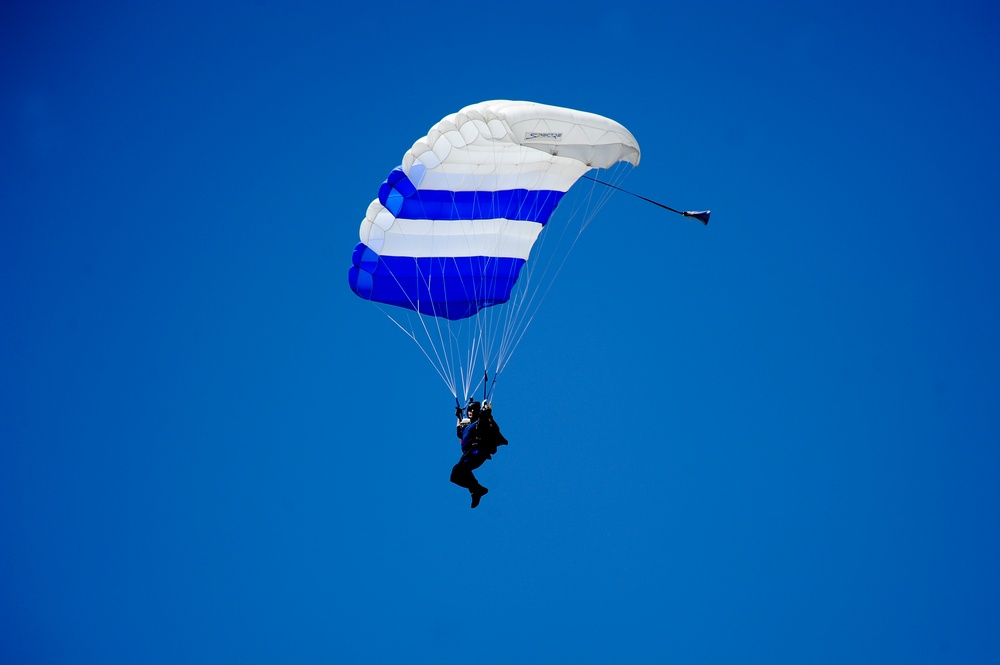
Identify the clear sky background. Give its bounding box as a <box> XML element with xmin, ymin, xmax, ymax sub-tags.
<box><xmin>3</xmin><ymin>1</ymin><xmax>999</xmax><ymax>663</ymax></box>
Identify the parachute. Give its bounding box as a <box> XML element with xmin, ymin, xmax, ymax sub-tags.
<box><xmin>348</xmin><ymin>100</ymin><xmax>640</xmax><ymax>403</ymax></box>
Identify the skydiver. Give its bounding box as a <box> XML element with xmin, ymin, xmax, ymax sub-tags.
<box><xmin>450</xmin><ymin>399</ymin><xmax>508</xmax><ymax>508</ymax></box>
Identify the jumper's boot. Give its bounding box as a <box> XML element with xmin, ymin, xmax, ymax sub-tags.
<box><xmin>470</xmin><ymin>485</ymin><xmax>489</xmax><ymax>509</ymax></box>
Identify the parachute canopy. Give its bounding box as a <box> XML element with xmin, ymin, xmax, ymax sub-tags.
<box><xmin>349</xmin><ymin>100</ymin><xmax>640</xmax><ymax>321</ymax></box>
<box><xmin>347</xmin><ymin>100</ymin><xmax>640</xmax><ymax>401</ymax></box>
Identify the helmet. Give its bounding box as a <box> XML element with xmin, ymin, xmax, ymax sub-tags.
<box><xmin>466</xmin><ymin>400</ymin><xmax>482</xmax><ymax>417</ymax></box>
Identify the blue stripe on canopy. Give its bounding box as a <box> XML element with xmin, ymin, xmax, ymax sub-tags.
<box><xmin>378</xmin><ymin>167</ymin><xmax>564</xmax><ymax>222</ymax></box>
<box><xmin>349</xmin><ymin>243</ymin><xmax>526</xmax><ymax>320</ymax></box>
<box><xmin>386</xmin><ymin>188</ymin><xmax>564</xmax><ymax>222</ymax></box>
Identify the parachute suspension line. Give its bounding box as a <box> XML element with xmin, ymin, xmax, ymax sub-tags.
<box><xmin>416</xmin><ymin>259</ymin><xmax>462</xmax><ymax>397</ymax></box>
<box><xmin>480</xmin><ymin>136</ymin><xmax>511</xmax><ymax>401</ymax></box>
<box><xmin>494</xmin><ymin>165</ymin><xmax>633</xmax><ymax>377</ymax></box>
<box><xmin>461</xmin><ymin>132</ymin><xmax>517</xmax><ymax>403</ymax></box>
<box><xmin>492</xmin><ymin>192</ymin><xmax>552</xmax><ymax>375</ymax></box>
<box><xmin>440</xmin><ymin>248</ymin><xmax>476</xmax><ymax>401</ymax></box>
<box><xmin>494</xmin><ymin>167</ymin><xmax>569</xmax><ymax>379</ymax></box>
<box><xmin>378</xmin><ymin>304</ymin><xmax>457</xmax><ymax>397</ymax></box>
<box><xmin>375</xmin><ymin>250</ymin><xmax>471</xmax><ymax>399</ymax></box>
<box><xmin>418</xmin><ymin>173</ymin><xmax>471</xmax><ymax>401</ymax></box>
<box><xmin>492</xmin><ymin>159</ymin><xmax>572</xmax><ymax>378</ymax></box>
<box><xmin>424</xmin><ymin>155</ymin><xmax>477</xmax><ymax>403</ymax></box>
<box><xmin>488</xmin><ymin>154</ymin><xmax>532</xmax><ymax>390</ymax></box>
<box><xmin>373</xmin><ymin>260</ymin><xmax>456</xmax><ymax>396</ymax></box>
<box><xmin>481</xmin><ymin>134</ymin><xmax>513</xmax><ymax>398</ymax></box>
<box><xmin>446</xmin><ymin>140</ymin><xmax>491</xmax><ymax>399</ymax></box>
<box><xmin>449</xmin><ymin>270</ymin><xmax>477</xmax><ymax>402</ymax></box>
<box><xmin>464</xmin><ymin>307</ymin><xmax>490</xmax><ymax>403</ymax></box>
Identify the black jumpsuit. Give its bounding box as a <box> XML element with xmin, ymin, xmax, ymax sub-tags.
<box><xmin>450</xmin><ymin>409</ymin><xmax>507</xmax><ymax>491</ymax></box>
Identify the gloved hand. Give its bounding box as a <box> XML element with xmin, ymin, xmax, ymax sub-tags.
<box><xmin>455</xmin><ymin>406</ymin><xmax>463</xmax><ymax>418</ymax></box>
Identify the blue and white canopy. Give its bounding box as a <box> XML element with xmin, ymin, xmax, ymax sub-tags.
<box><xmin>349</xmin><ymin>100</ymin><xmax>640</xmax><ymax>321</ymax></box>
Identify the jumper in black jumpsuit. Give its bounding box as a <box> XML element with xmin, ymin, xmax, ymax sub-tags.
<box><xmin>450</xmin><ymin>409</ymin><xmax>507</xmax><ymax>491</ymax></box>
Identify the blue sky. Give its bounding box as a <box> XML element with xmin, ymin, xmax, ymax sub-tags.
<box><xmin>3</xmin><ymin>1</ymin><xmax>999</xmax><ymax>663</ymax></box>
